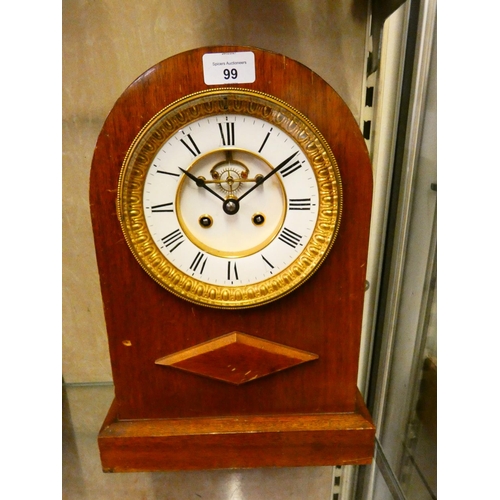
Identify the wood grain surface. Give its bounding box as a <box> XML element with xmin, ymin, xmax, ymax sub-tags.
<box><xmin>90</xmin><ymin>46</ymin><xmax>374</xmax><ymax>469</ymax></box>
<box><xmin>98</xmin><ymin>390</ymin><xmax>375</xmax><ymax>472</ymax></box>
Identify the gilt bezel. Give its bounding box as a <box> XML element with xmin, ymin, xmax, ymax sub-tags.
<box><xmin>117</xmin><ymin>88</ymin><xmax>342</xmax><ymax>308</ymax></box>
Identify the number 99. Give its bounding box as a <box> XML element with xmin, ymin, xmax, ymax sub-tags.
<box><xmin>223</xmin><ymin>68</ymin><xmax>238</xmax><ymax>80</ymax></box>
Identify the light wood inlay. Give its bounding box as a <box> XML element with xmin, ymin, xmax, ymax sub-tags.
<box><xmin>155</xmin><ymin>332</ymin><xmax>318</xmax><ymax>384</ymax></box>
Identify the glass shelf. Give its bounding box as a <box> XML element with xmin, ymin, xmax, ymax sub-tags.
<box><xmin>63</xmin><ymin>383</ymin><xmax>340</xmax><ymax>499</ymax></box>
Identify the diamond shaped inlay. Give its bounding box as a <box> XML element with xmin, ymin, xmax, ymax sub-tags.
<box><xmin>155</xmin><ymin>332</ymin><xmax>319</xmax><ymax>385</ymax></box>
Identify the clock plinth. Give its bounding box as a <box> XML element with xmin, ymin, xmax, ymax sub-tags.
<box><xmin>91</xmin><ymin>46</ymin><xmax>375</xmax><ymax>470</ymax></box>
<box><xmin>98</xmin><ymin>390</ymin><xmax>374</xmax><ymax>472</ymax></box>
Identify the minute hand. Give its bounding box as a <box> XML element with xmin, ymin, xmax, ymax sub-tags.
<box><xmin>236</xmin><ymin>150</ymin><xmax>299</xmax><ymax>204</ymax></box>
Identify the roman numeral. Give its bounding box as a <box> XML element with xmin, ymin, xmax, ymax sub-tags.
<box><xmin>219</xmin><ymin>122</ymin><xmax>235</xmax><ymax>146</ymax></box>
<box><xmin>227</xmin><ymin>261</ymin><xmax>239</xmax><ymax>281</ymax></box>
<box><xmin>180</xmin><ymin>134</ymin><xmax>201</xmax><ymax>156</ymax></box>
<box><xmin>258</xmin><ymin>129</ymin><xmax>272</xmax><ymax>153</ymax></box>
<box><xmin>189</xmin><ymin>251</ymin><xmax>208</xmax><ymax>275</ymax></box>
<box><xmin>281</xmin><ymin>159</ymin><xmax>302</xmax><ymax>178</ymax></box>
<box><xmin>160</xmin><ymin>229</ymin><xmax>184</xmax><ymax>252</ymax></box>
<box><xmin>151</xmin><ymin>202</ymin><xmax>174</xmax><ymax>213</ymax></box>
<box><xmin>278</xmin><ymin>227</ymin><xmax>303</xmax><ymax>249</ymax></box>
<box><xmin>288</xmin><ymin>198</ymin><xmax>311</xmax><ymax>210</ymax></box>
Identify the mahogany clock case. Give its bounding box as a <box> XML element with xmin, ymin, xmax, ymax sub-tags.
<box><xmin>90</xmin><ymin>46</ymin><xmax>374</xmax><ymax>471</ymax></box>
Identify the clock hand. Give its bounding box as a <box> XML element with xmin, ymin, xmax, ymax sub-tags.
<box><xmin>237</xmin><ymin>150</ymin><xmax>299</xmax><ymax>204</ymax></box>
<box><xmin>220</xmin><ymin>150</ymin><xmax>299</xmax><ymax>216</ymax></box>
<box><xmin>180</xmin><ymin>151</ymin><xmax>301</xmax><ymax>216</ymax></box>
<box><xmin>178</xmin><ymin>167</ymin><xmax>226</xmax><ymax>203</ymax></box>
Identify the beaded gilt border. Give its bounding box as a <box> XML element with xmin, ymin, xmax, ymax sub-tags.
<box><xmin>117</xmin><ymin>88</ymin><xmax>342</xmax><ymax>309</ymax></box>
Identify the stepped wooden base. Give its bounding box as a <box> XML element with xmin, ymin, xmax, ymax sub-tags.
<box><xmin>98</xmin><ymin>390</ymin><xmax>375</xmax><ymax>472</ymax></box>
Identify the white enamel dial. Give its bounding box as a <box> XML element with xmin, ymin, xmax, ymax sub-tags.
<box><xmin>143</xmin><ymin>114</ymin><xmax>319</xmax><ymax>287</ymax></box>
<box><xmin>118</xmin><ymin>89</ymin><xmax>342</xmax><ymax>308</ymax></box>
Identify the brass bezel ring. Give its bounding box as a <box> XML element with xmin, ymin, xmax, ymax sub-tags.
<box><xmin>117</xmin><ymin>88</ymin><xmax>343</xmax><ymax>309</ymax></box>
<box><xmin>176</xmin><ymin>147</ymin><xmax>287</xmax><ymax>258</ymax></box>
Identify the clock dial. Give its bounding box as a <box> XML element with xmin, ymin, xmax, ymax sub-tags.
<box><xmin>118</xmin><ymin>89</ymin><xmax>342</xmax><ymax>308</ymax></box>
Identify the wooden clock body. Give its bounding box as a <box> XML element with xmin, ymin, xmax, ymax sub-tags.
<box><xmin>90</xmin><ymin>46</ymin><xmax>375</xmax><ymax>472</ymax></box>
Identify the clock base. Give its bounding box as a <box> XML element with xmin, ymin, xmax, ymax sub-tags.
<box><xmin>98</xmin><ymin>390</ymin><xmax>375</xmax><ymax>472</ymax></box>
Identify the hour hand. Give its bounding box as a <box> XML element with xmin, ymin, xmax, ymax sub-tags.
<box><xmin>178</xmin><ymin>167</ymin><xmax>225</xmax><ymax>202</ymax></box>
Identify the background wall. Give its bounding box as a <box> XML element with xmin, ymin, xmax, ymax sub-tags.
<box><xmin>62</xmin><ymin>0</ymin><xmax>369</xmax><ymax>383</ymax></box>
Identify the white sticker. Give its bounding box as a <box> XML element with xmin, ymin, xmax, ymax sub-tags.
<box><xmin>202</xmin><ymin>52</ymin><xmax>256</xmax><ymax>85</ymax></box>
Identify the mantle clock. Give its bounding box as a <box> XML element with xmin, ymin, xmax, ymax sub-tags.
<box><xmin>90</xmin><ymin>46</ymin><xmax>375</xmax><ymax>472</ymax></box>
